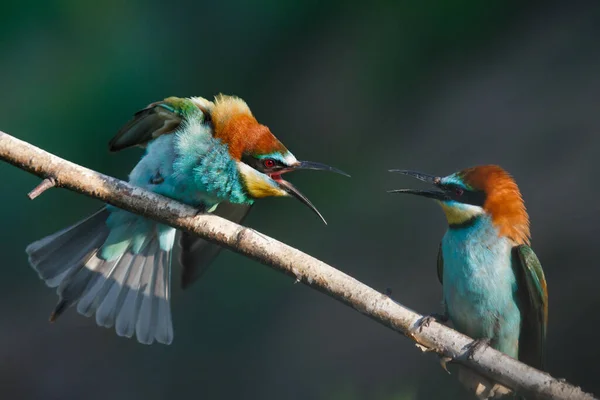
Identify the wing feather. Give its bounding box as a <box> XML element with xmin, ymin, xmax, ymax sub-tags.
<box><xmin>108</xmin><ymin>97</ymin><xmax>190</xmax><ymax>152</ymax></box>
<box><xmin>436</xmin><ymin>243</ymin><xmax>443</xmax><ymax>284</ymax></box>
<box><xmin>513</xmin><ymin>244</ymin><xmax>548</xmax><ymax>369</ymax></box>
<box><xmin>178</xmin><ymin>202</ymin><xmax>253</xmax><ymax>289</ymax></box>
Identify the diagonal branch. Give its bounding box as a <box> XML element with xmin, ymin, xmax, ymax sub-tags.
<box><xmin>0</xmin><ymin>130</ymin><xmax>595</xmax><ymax>400</ymax></box>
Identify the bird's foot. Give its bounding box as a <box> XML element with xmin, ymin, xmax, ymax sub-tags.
<box><xmin>194</xmin><ymin>205</ymin><xmax>208</xmax><ymax>216</ymax></box>
<box><xmin>464</xmin><ymin>338</ymin><xmax>492</xmax><ymax>361</ymax></box>
<box><xmin>149</xmin><ymin>171</ymin><xmax>164</xmax><ymax>185</ymax></box>
<box><xmin>413</xmin><ymin>312</ymin><xmax>449</xmax><ymax>333</ymax></box>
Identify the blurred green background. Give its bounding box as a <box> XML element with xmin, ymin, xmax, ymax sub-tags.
<box><xmin>1</xmin><ymin>1</ymin><xmax>599</xmax><ymax>399</ymax></box>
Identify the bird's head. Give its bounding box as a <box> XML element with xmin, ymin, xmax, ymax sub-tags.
<box><xmin>389</xmin><ymin>165</ymin><xmax>530</xmax><ymax>244</ymax></box>
<box><xmin>209</xmin><ymin>94</ymin><xmax>348</xmax><ymax>224</ymax></box>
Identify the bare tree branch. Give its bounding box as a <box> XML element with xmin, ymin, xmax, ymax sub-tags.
<box><xmin>0</xmin><ymin>130</ymin><xmax>595</xmax><ymax>400</ymax></box>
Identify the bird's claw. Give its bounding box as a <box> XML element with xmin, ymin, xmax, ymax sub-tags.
<box><xmin>465</xmin><ymin>338</ymin><xmax>492</xmax><ymax>361</ymax></box>
<box><xmin>149</xmin><ymin>171</ymin><xmax>164</xmax><ymax>185</ymax></box>
<box><xmin>413</xmin><ymin>312</ymin><xmax>449</xmax><ymax>333</ymax></box>
<box><xmin>194</xmin><ymin>205</ymin><xmax>208</xmax><ymax>216</ymax></box>
<box><xmin>417</xmin><ymin>315</ymin><xmax>438</xmax><ymax>332</ymax></box>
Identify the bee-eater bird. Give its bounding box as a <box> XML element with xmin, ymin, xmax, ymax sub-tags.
<box><xmin>389</xmin><ymin>165</ymin><xmax>547</xmax><ymax>398</ymax></box>
<box><xmin>25</xmin><ymin>94</ymin><xmax>348</xmax><ymax>345</ymax></box>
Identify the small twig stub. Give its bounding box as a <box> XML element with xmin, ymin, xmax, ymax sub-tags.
<box><xmin>27</xmin><ymin>177</ymin><xmax>56</xmax><ymax>200</ymax></box>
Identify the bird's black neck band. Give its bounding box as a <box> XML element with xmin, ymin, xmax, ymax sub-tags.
<box><xmin>448</xmin><ymin>216</ymin><xmax>480</xmax><ymax>230</ymax></box>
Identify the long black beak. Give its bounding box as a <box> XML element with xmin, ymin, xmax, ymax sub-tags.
<box><xmin>292</xmin><ymin>161</ymin><xmax>350</xmax><ymax>177</ymax></box>
<box><xmin>388</xmin><ymin>169</ymin><xmax>448</xmax><ymax>201</ymax></box>
<box><xmin>276</xmin><ymin>179</ymin><xmax>327</xmax><ymax>224</ymax></box>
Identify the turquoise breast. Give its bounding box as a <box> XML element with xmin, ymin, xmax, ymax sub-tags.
<box><xmin>441</xmin><ymin>215</ymin><xmax>521</xmax><ymax>358</ymax></box>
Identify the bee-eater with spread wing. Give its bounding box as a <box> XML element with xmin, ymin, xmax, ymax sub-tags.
<box><xmin>390</xmin><ymin>165</ymin><xmax>547</xmax><ymax>398</ymax></box>
<box><xmin>26</xmin><ymin>94</ymin><xmax>348</xmax><ymax>345</ymax></box>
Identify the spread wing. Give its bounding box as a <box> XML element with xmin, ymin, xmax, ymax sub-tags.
<box><xmin>512</xmin><ymin>244</ymin><xmax>548</xmax><ymax>369</ymax></box>
<box><xmin>109</xmin><ymin>98</ymin><xmax>187</xmax><ymax>152</ymax></box>
<box><xmin>437</xmin><ymin>243</ymin><xmax>443</xmax><ymax>284</ymax></box>
<box><xmin>178</xmin><ymin>202</ymin><xmax>253</xmax><ymax>289</ymax></box>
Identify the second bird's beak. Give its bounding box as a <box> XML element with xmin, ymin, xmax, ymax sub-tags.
<box><xmin>273</xmin><ymin>161</ymin><xmax>350</xmax><ymax>225</ymax></box>
<box><xmin>388</xmin><ymin>169</ymin><xmax>448</xmax><ymax>201</ymax></box>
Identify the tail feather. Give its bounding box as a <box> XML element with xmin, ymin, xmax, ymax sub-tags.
<box><xmin>77</xmin><ymin>252</ymin><xmax>121</xmax><ymax>317</ymax></box>
<box><xmin>53</xmin><ymin>254</ymin><xmax>102</xmax><ymax>320</ymax></box>
<box><xmin>135</xmin><ymin>238</ymin><xmax>173</xmax><ymax>345</ymax></box>
<box><xmin>26</xmin><ymin>208</ymin><xmax>175</xmax><ymax>345</ymax></box>
<box><xmin>155</xmin><ymin>251</ymin><xmax>173</xmax><ymax>343</ymax></box>
<box><xmin>95</xmin><ymin>251</ymin><xmax>135</xmax><ymax>328</ymax></box>
<box><xmin>135</xmin><ymin>239</ymin><xmax>160</xmax><ymax>344</ymax></box>
<box><xmin>115</xmin><ymin>246</ymin><xmax>149</xmax><ymax>339</ymax></box>
<box><xmin>26</xmin><ymin>209</ymin><xmax>110</xmax><ymax>284</ymax></box>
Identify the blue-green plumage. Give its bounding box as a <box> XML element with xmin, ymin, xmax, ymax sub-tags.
<box><xmin>27</xmin><ymin>98</ymin><xmax>248</xmax><ymax>345</ymax></box>
<box><xmin>26</xmin><ymin>94</ymin><xmax>348</xmax><ymax>345</ymax></box>
<box><xmin>440</xmin><ymin>215</ymin><xmax>522</xmax><ymax>358</ymax></box>
<box><xmin>390</xmin><ymin>165</ymin><xmax>548</xmax><ymax>397</ymax></box>
<box><xmin>98</xmin><ymin>104</ymin><xmax>252</xmax><ymax>269</ymax></box>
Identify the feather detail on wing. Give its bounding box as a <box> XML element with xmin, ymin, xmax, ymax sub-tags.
<box><xmin>178</xmin><ymin>202</ymin><xmax>253</xmax><ymax>289</ymax></box>
<box><xmin>436</xmin><ymin>243</ymin><xmax>444</xmax><ymax>284</ymax></box>
<box><xmin>109</xmin><ymin>96</ymin><xmax>212</xmax><ymax>152</ymax></box>
<box><xmin>512</xmin><ymin>244</ymin><xmax>548</xmax><ymax>369</ymax></box>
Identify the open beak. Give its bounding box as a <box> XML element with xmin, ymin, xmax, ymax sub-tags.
<box><xmin>275</xmin><ymin>178</ymin><xmax>327</xmax><ymax>224</ymax></box>
<box><xmin>290</xmin><ymin>161</ymin><xmax>350</xmax><ymax>177</ymax></box>
<box><xmin>387</xmin><ymin>169</ymin><xmax>448</xmax><ymax>201</ymax></box>
<box><xmin>269</xmin><ymin>161</ymin><xmax>348</xmax><ymax>225</ymax></box>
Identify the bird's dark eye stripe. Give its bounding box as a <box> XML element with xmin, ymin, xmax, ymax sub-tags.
<box><xmin>241</xmin><ymin>154</ymin><xmax>286</xmax><ymax>172</ymax></box>
<box><xmin>440</xmin><ymin>184</ymin><xmax>486</xmax><ymax>207</ymax></box>
<box><xmin>442</xmin><ymin>184</ymin><xmax>464</xmax><ymax>193</ymax></box>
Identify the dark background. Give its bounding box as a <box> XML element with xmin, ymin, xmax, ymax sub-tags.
<box><xmin>1</xmin><ymin>1</ymin><xmax>599</xmax><ymax>399</ymax></box>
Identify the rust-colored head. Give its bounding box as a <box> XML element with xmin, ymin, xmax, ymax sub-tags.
<box><xmin>389</xmin><ymin>165</ymin><xmax>530</xmax><ymax>245</ymax></box>
<box><xmin>459</xmin><ymin>165</ymin><xmax>530</xmax><ymax>245</ymax></box>
<box><xmin>210</xmin><ymin>94</ymin><xmax>288</xmax><ymax>160</ymax></box>
<box><xmin>206</xmin><ymin>94</ymin><xmax>349</xmax><ymax>224</ymax></box>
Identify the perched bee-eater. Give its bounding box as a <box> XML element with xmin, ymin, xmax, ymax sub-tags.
<box><xmin>26</xmin><ymin>94</ymin><xmax>347</xmax><ymax>345</ymax></box>
<box><xmin>390</xmin><ymin>165</ymin><xmax>547</xmax><ymax>398</ymax></box>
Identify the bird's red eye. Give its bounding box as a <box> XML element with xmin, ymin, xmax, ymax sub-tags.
<box><xmin>455</xmin><ymin>188</ymin><xmax>464</xmax><ymax>196</ymax></box>
<box><xmin>263</xmin><ymin>159</ymin><xmax>276</xmax><ymax>168</ymax></box>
